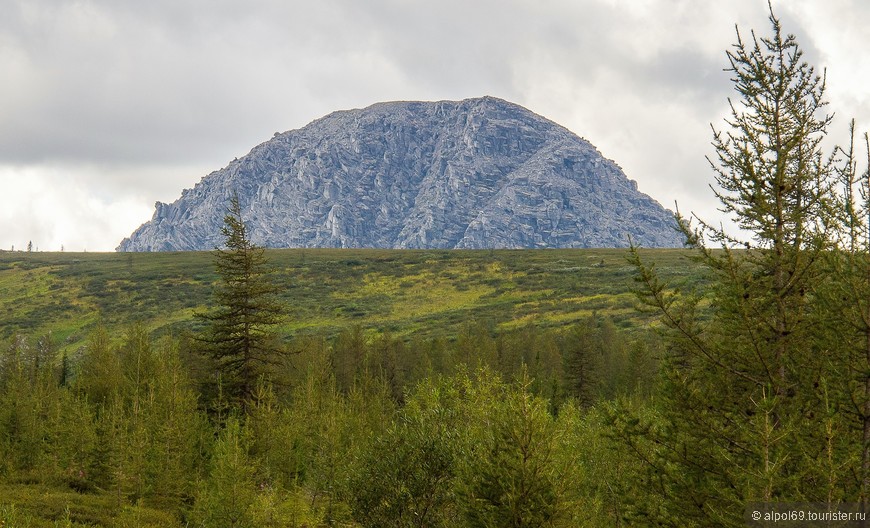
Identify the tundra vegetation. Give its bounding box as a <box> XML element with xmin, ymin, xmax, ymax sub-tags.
<box><xmin>1</xmin><ymin>9</ymin><xmax>869</xmax><ymax>527</ymax></box>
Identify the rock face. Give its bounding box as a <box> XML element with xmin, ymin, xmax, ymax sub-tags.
<box><xmin>117</xmin><ymin>96</ymin><xmax>683</xmax><ymax>251</ymax></box>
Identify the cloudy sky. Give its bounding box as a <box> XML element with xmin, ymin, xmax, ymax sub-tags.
<box><xmin>2</xmin><ymin>0</ymin><xmax>869</xmax><ymax>251</ymax></box>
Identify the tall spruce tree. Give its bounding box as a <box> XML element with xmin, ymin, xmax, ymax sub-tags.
<box><xmin>197</xmin><ymin>194</ymin><xmax>284</xmax><ymax>407</ymax></box>
<box><xmin>619</xmin><ymin>7</ymin><xmax>844</xmax><ymax>526</ymax></box>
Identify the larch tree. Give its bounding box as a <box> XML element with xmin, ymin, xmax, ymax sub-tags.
<box><xmin>619</xmin><ymin>6</ymin><xmax>846</xmax><ymax>526</ymax></box>
<box><xmin>822</xmin><ymin>124</ymin><xmax>870</xmax><ymax>506</ymax></box>
<box><xmin>197</xmin><ymin>193</ymin><xmax>285</xmax><ymax>408</ymax></box>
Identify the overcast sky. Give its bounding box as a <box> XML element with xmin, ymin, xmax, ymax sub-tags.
<box><xmin>2</xmin><ymin>0</ymin><xmax>869</xmax><ymax>251</ymax></box>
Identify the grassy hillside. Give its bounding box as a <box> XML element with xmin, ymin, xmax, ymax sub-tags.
<box><xmin>0</xmin><ymin>248</ymin><xmax>703</xmax><ymax>351</ymax></box>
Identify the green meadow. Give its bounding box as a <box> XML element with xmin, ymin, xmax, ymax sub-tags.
<box><xmin>0</xmin><ymin>247</ymin><xmax>702</xmax><ymax>351</ymax></box>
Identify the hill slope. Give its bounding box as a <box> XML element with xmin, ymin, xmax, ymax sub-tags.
<box><xmin>0</xmin><ymin>249</ymin><xmax>701</xmax><ymax>352</ymax></box>
<box><xmin>118</xmin><ymin>96</ymin><xmax>682</xmax><ymax>251</ymax></box>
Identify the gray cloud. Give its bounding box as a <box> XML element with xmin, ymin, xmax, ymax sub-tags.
<box><xmin>0</xmin><ymin>0</ymin><xmax>866</xmax><ymax>250</ymax></box>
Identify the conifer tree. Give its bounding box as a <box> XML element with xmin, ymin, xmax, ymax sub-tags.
<box><xmin>459</xmin><ymin>372</ymin><xmax>563</xmax><ymax>528</ymax></box>
<box><xmin>193</xmin><ymin>417</ymin><xmax>257</xmax><ymax>528</ymax></box>
<box><xmin>77</xmin><ymin>324</ymin><xmax>123</xmax><ymax>407</ymax></box>
<box><xmin>621</xmin><ymin>6</ymin><xmax>844</xmax><ymax>525</ymax></box>
<box><xmin>197</xmin><ymin>194</ymin><xmax>284</xmax><ymax>407</ymax></box>
<box><xmin>823</xmin><ymin>125</ymin><xmax>870</xmax><ymax>505</ymax></box>
<box><xmin>561</xmin><ymin>319</ymin><xmax>601</xmax><ymax>406</ymax></box>
<box><xmin>146</xmin><ymin>338</ymin><xmax>209</xmax><ymax>511</ymax></box>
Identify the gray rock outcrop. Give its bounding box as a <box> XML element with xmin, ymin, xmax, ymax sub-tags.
<box><xmin>117</xmin><ymin>96</ymin><xmax>683</xmax><ymax>251</ymax></box>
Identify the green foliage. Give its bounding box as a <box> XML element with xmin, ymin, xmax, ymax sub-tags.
<box><xmin>196</xmin><ymin>195</ymin><xmax>285</xmax><ymax>406</ymax></box>
<box><xmin>561</xmin><ymin>315</ymin><xmax>659</xmax><ymax>406</ymax></box>
<box><xmin>0</xmin><ymin>247</ymin><xmax>698</xmax><ymax>354</ymax></box>
<box><xmin>144</xmin><ymin>341</ymin><xmax>210</xmax><ymax>512</ymax></box>
<box><xmin>331</xmin><ymin>325</ymin><xmax>367</xmax><ymax>393</ymax></box>
<box><xmin>0</xmin><ymin>334</ymin><xmax>97</xmax><ymax>488</ymax></box>
<box><xmin>249</xmin><ymin>485</ymin><xmax>323</xmax><ymax>528</ymax></box>
<box><xmin>0</xmin><ymin>483</ymin><xmax>182</xmax><ymax>527</ymax></box>
<box><xmin>80</xmin><ymin>327</ymin><xmax>208</xmax><ymax>512</ymax></box>
<box><xmin>0</xmin><ymin>248</ymin><xmax>674</xmax><ymax>528</ymax></box>
<box><xmin>620</xmin><ymin>7</ymin><xmax>863</xmax><ymax>526</ymax></box>
<box><xmin>348</xmin><ymin>369</ymin><xmax>616</xmax><ymax>528</ymax></box>
<box><xmin>192</xmin><ymin>416</ymin><xmax>258</xmax><ymax>528</ymax></box>
<box><xmin>41</xmin><ymin>387</ymin><xmax>97</xmax><ymax>491</ymax></box>
<box><xmin>457</xmin><ymin>372</ymin><xmax>563</xmax><ymax>528</ymax></box>
<box><xmin>76</xmin><ymin>324</ymin><xmax>123</xmax><ymax>407</ymax></box>
<box><xmin>349</xmin><ymin>373</ymin><xmax>475</xmax><ymax>527</ymax></box>
<box><xmin>561</xmin><ymin>318</ymin><xmax>606</xmax><ymax>406</ymax></box>
<box><xmin>245</xmin><ymin>382</ymin><xmax>294</xmax><ymax>490</ymax></box>
<box><xmin>552</xmin><ymin>402</ymin><xmax>630</xmax><ymax>527</ymax></box>
<box><xmin>0</xmin><ymin>318</ymin><xmax>661</xmax><ymax>527</ymax></box>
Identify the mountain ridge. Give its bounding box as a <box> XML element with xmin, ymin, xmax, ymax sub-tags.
<box><xmin>117</xmin><ymin>96</ymin><xmax>683</xmax><ymax>251</ymax></box>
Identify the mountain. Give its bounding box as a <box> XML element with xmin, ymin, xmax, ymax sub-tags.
<box><xmin>117</xmin><ymin>96</ymin><xmax>683</xmax><ymax>251</ymax></box>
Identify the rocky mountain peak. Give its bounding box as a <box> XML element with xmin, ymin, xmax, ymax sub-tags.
<box><xmin>117</xmin><ymin>96</ymin><xmax>683</xmax><ymax>251</ymax></box>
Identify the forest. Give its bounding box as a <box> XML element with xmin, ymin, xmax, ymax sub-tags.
<box><xmin>3</xmin><ymin>9</ymin><xmax>870</xmax><ymax>527</ymax></box>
